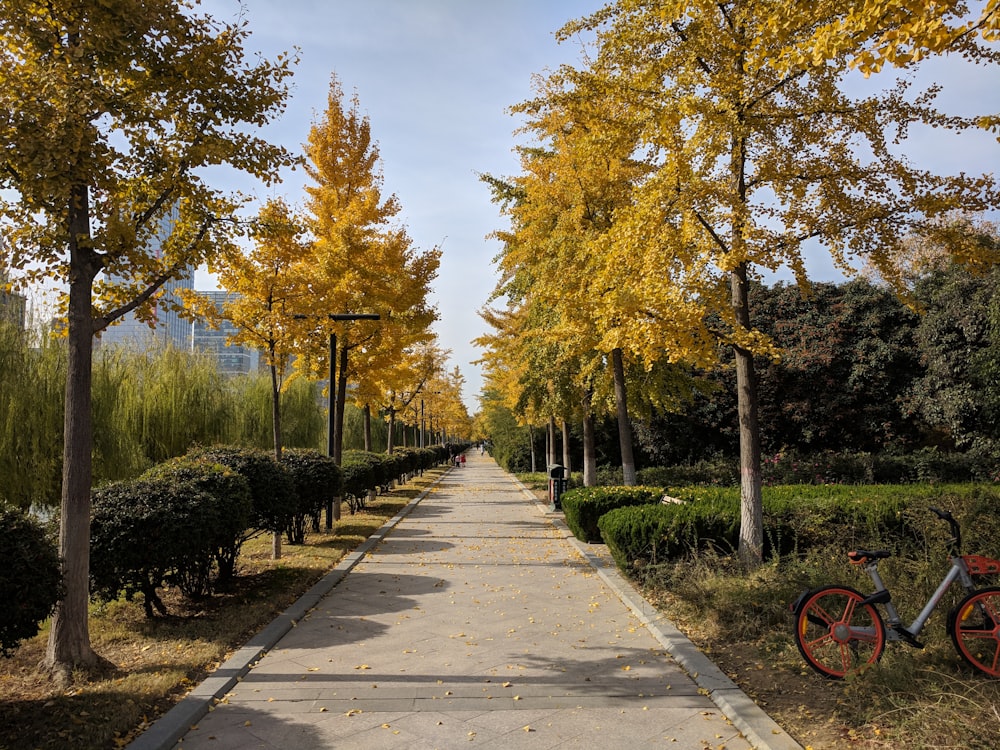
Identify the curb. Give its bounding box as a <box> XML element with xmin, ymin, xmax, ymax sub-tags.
<box><xmin>126</xmin><ymin>469</ymin><xmax>451</xmax><ymax>750</ymax></box>
<box><xmin>511</xmin><ymin>477</ymin><xmax>803</xmax><ymax>750</ymax></box>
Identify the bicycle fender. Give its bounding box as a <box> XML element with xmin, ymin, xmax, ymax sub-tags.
<box><xmin>789</xmin><ymin>589</ymin><xmax>812</xmax><ymax>615</ymax></box>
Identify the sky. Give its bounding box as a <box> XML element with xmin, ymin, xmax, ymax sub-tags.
<box><xmin>197</xmin><ymin>0</ymin><xmax>999</xmax><ymax>412</ymax></box>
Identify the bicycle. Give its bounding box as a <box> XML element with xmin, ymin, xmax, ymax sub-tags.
<box><xmin>790</xmin><ymin>506</ymin><xmax>1000</xmax><ymax>679</ymax></box>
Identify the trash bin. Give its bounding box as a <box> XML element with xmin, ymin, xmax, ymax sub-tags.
<box><xmin>548</xmin><ymin>464</ymin><xmax>568</xmax><ymax>511</ymax></box>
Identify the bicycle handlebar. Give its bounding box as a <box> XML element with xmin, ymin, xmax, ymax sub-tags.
<box><xmin>929</xmin><ymin>506</ymin><xmax>962</xmax><ymax>555</ymax></box>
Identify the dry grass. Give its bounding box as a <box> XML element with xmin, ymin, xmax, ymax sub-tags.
<box><xmin>637</xmin><ymin>552</ymin><xmax>1000</xmax><ymax>750</ymax></box>
<box><xmin>0</xmin><ymin>470</ymin><xmax>442</xmax><ymax>750</ymax></box>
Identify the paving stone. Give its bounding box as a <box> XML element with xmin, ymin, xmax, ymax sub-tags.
<box><xmin>132</xmin><ymin>453</ymin><xmax>800</xmax><ymax>750</ymax></box>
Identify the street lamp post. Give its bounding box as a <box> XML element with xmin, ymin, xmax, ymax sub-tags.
<box><xmin>294</xmin><ymin>312</ymin><xmax>380</xmax><ymax>529</ymax></box>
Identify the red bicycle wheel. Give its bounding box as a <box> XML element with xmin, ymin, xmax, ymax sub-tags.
<box><xmin>950</xmin><ymin>587</ymin><xmax>1000</xmax><ymax>678</ymax></box>
<box><xmin>794</xmin><ymin>585</ymin><xmax>886</xmax><ymax>679</ymax></box>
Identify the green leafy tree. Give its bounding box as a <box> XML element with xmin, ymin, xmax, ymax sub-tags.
<box><xmin>751</xmin><ymin>280</ymin><xmax>922</xmax><ymax>453</ymax></box>
<box><xmin>0</xmin><ymin>1</ymin><xmax>295</xmax><ymax>680</ymax></box>
<box><xmin>907</xmin><ymin>263</ymin><xmax>1000</xmax><ymax>454</ymax></box>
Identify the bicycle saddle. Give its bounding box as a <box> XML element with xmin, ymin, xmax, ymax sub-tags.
<box><xmin>848</xmin><ymin>549</ymin><xmax>892</xmax><ymax>564</ymax></box>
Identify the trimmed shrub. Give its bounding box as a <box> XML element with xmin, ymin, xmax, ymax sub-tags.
<box><xmin>141</xmin><ymin>457</ymin><xmax>252</xmax><ymax>583</ymax></box>
<box><xmin>561</xmin><ymin>486</ymin><xmax>664</xmax><ymax>543</ymax></box>
<box><xmin>381</xmin><ymin>452</ymin><xmax>406</xmax><ymax>490</ymax></box>
<box><xmin>639</xmin><ymin>449</ymin><xmax>999</xmax><ymax>489</ymax></box>
<box><xmin>187</xmin><ymin>446</ymin><xmax>296</xmax><ymax>536</ymax></box>
<box><xmin>0</xmin><ymin>507</ymin><xmax>62</xmax><ymax>656</ymax></box>
<box><xmin>90</xmin><ymin>477</ymin><xmax>219</xmax><ymax>615</ymax></box>
<box><xmin>599</xmin><ymin>497</ymin><xmax>742</xmax><ymax>570</ymax></box>
<box><xmin>341</xmin><ymin>450</ymin><xmax>384</xmax><ymax>513</ymax></box>
<box><xmin>597</xmin><ymin>483</ymin><xmax>997</xmax><ymax>573</ymax></box>
<box><xmin>281</xmin><ymin>449</ymin><xmax>343</xmax><ymax>544</ymax></box>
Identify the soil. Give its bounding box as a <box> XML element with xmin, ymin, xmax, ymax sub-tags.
<box><xmin>689</xmin><ymin>638</ymin><xmax>860</xmax><ymax>749</ymax></box>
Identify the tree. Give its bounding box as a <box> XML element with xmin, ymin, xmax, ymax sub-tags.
<box><xmin>481</xmin><ymin>64</ymin><xmax>667</xmax><ymax>486</ymax></box>
<box><xmin>302</xmin><ymin>75</ymin><xmax>440</xmax><ymax>475</ymax></box>
<box><xmin>187</xmin><ymin>198</ymin><xmax>309</xmax><ymax>463</ymax></box>
<box><xmin>185</xmin><ymin>198</ymin><xmax>312</xmax><ymax>558</ymax></box>
<box><xmin>906</xmin><ymin>258</ymin><xmax>1000</xmax><ymax>454</ymax></box>
<box><xmin>561</xmin><ymin>0</ymin><xmax>997</xmax><ymax>565</ymax></box>
<box><xmin>0</xmin><ymin>1</ymin><xmax>295</xmax><ymax>681</ymax></box>
<box><xmin>782</xmin><ymin>1</ymin><xmax>999</xmax><ymax>75</ymax></box>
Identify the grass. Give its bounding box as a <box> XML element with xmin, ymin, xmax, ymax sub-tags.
<box><xmin>633</xmin><ymin>541</ymin><xmax>1000</xmax><ymax>749</ymax></box>
<box><xmin>0</xmin><ymin>469</ymin><xmax>443</xmax><ymax>750</ymax></box>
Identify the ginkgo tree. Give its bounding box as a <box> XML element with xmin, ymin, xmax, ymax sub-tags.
<box><xmin>300</xmin><ymin>73</ymin><xmax>440</xmax><ymax>472</ymax></box>
<box><xmin>559</xmin><ymin>0</ymin><xmax>998</xmax><ymax>565</ymax></box>
<box><xmin>779</xmin><ymin>1</ymin><xmax>999</xmax><ymax>77</ymax></box>
<box><xmin>183</xmin><ymin>197</ymin><xmax>309</xmax><ymax>559</ymax></box>
<box><xmin>482</xmin><ymin>63</ymin><xmax>690</xmax><ymax>487</ymax></box>
<box><xmin>0</xmin><ymin>1</ymin><xmax>295</xmax><ymax>680</ymax></box>
<box><xmin>187</xmin><ymin>198</ymin><xmax>309</xmax><ymax>462</ymax></box>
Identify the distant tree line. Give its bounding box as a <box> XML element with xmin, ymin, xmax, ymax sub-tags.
<box><xmin>484</xmin><ymin>264</ymin><xmax>1000</xmax><ymax>478</ymax></box>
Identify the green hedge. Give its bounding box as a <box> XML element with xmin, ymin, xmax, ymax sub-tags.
<box><xmin>0</xmin><ymin>507</ymin><xmax>62</xmax><ymax>656</ymax></box>
<box><xmin>90</xmin><ymin>477</ymin><xmax>220</xmax><ymax>616</ymax></box>
<box><xmin>141</xmin><ymin>457</ymin><xmax>253</xmax><ymax>584</ymax></box>
<box><xmin>597</xmin><ymin>484</ymin><xmax>991</xmax><ymax>572</ymax></box>
<box><xmin>281</xmin><ymin>449</ymin><xmax>342</xmax><ymax>544</ymax></box>
<box><xmin>188</xmin><ymin>446</ymin><xmax>296</xmax><ymax>535</ymax></box>
<box><xmin>633</xmin><ymin>448</ymin><xmax>999</xmax><ymax>488</ymax></box>
<box><xmin>341</xmin><ymin>450</ymin><xmax>385</xmax><ymax>513</ymax></box>
<box><xmin>561</xmin><ymin>486</ymin><xmax>664</xmax><ymax>543</ymax></box>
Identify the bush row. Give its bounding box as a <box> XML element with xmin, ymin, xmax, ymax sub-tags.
<box><xmin>89</xmin><ymin>445</ymin><xmax>450</xmax><ymax>619</ymax></box>
<box><xmin>596</xmin><ymin>484</ymin><xmax>1000</xmax><ymax>572</ymax></box>
<box><xmin>341</xmin><ymin>446</ymin><xmax>450</xmax><ymax>513</ymax></box>
<box><xmin>0</xmin><ymin>507</ymin><xmax>62</xmax><ymax>656</ymax></box>
<box><xmin>560</xmin><ymin>486</ymin><xmax>664</xmax><ymax>543</ymax></box>
<box><xmin>633</xmin><ymin>447</ymin><xmax>1000</xmax><ymax>488</ymax></box>
<box><xmin>1</xmin><ymin>443</ymin><xmax>453</xmax><ymax>652</ymax></box>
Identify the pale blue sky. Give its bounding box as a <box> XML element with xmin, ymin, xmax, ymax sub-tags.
<box><xmin>198</xmin><ymin>1</ymin><xmax>998</xmax><ymax>411</ymax></box>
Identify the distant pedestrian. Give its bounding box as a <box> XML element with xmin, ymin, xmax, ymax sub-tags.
<box><xmin>460</xmin><ymin>454</ymin><xmax>466</xmax><ymax>468</ymax></box>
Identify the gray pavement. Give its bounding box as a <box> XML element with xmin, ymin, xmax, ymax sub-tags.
<box><xmin>132</xmin><ymin>451</ymin><xmax>801</xmax><ymax>750</ymax></box>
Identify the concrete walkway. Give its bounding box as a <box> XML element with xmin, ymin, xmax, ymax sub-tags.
<box><xmin>134</xmin><ymin>451</ymin><xmax>801</xmax><ymax>750</ymax></box>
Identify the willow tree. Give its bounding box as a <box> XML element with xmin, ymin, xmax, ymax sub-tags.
<box><xmin>563</xmin><ymin>0</ymin><xmax>998</xmax><ymax>565</ymax></box>
<box><xmin>0</xmin><ymin>1</ymin><xmax>295</xmax><ymax>680</ymax></box>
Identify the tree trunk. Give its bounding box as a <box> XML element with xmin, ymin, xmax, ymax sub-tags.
<box><xmin>363</xmin><ymin>403</ymin><xmax>372</xmax><ymax>451</ymax></box>
<box><xmin>45</xmin><ymin>185</ymin><xmax>102</xmax><ymax>681</ymax></box>
<box><xmin>611</xmin><ymin>347</ymin><xmax>637</xmax><ymax>485</ymax></box>
<box><xmin>528</xmin><ymin>425</ymin><xmax>536</xmax><ymax>473</ymax></box>
<box><xmin>386</xmin><ymin>407</ymin><xmax>396</xmax><ymax>454</ymax></box>
<box><xmin>269</xmin><ymin>359</ymin><xmax>282</xmax><ymax>560</ymax></box>
<box><xmin>561</xmin><ymin>419</ymin><xmax>572</xmax><ymax>476</ymax></box>
<box><xmin>732</xmin><ymin>262</ymin><xmax>764</xmax><ymax>566</ymax></box>
<box><xmin>582</xmin><ymin>387</ymin><xmax>597</xmax><ymax>487</ymax></box>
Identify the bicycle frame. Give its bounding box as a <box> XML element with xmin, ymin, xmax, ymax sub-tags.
<box><xmin>862</xmin><ymin>555</ymin><xmax>976</xmax><ymax>644</ymax></box>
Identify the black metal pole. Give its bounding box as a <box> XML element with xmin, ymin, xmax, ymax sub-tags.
<box><xmin>326</xmin><ymin>331</ymin><xmax>336</xmax><ymax>530</ymax></box>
